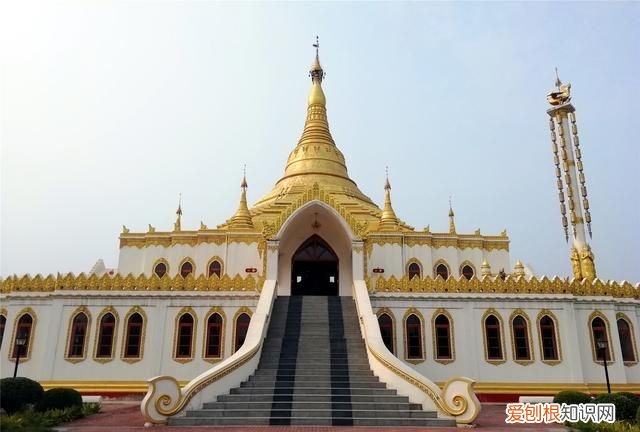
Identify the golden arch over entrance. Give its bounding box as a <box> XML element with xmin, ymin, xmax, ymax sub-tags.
<box><xmin>291</xmin><ymin>235</ymin><xmax>339</xmax><ymax>296</ymax></box>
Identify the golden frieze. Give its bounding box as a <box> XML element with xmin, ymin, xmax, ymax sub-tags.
<box><xmin>0</xmin><ymin>273</ymin><xmax>262</xmax><ymax>294</ymax></box>
<box><xmin>367</xmin><ymin>275</ymin><xmax>639</xmax><ymax>299</ymax></box>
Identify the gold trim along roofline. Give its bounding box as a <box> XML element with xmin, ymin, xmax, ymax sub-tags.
<box><xmin>368</xmin><ymin>275</ymin><xmax>640</xmax><ymax>299</ymax></box>
<box><xmin>0</xmin><ymin>273</ymin><xmax>262</xmax><ymax>294</ymax></box>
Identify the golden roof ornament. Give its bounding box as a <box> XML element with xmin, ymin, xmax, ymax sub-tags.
<box><xmin>228</xmin><ymin>170</ymin><xmax>255</xmax><ymax>231</ymax></box>
<box><xmin>448</xmin><ymin>197</ymin><xmax>456</xmax><ymax>234</ymax></box>
<box><xmin>173</xmin><ymin>193</ymin><xmax>182</xmax><ymax>232</ymax></box>
<box><xmin>513</xmin><ymin>260</ymin><xmax>525</xmax><ymax>277</ymax></box>
<box><xmin>481</xmin><ymin>260</ymin><xmax>491</xmax><ymax>277</ymax></box>
<box><xmin>547</xmin><ymin>68</ymin><xmax>571</xmax><ymax>106</ymax></box>
<box><xmin>379</xmin><ymin>167</ymin><xmax>399</xmax><ymax>231</ymax></box>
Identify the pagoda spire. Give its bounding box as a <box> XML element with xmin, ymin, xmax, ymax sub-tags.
<box><xmin>173</xmin><ymin>193</ymin><xmax>182</xmax><ymax>232</ymax></box>
<box><xmin>547</xmin><ymin>72</ymin><xmax>596</xmax><ymax>280</ymax></box>
<box><xmin>379</xmin><ymin>167</ymin><xmax>399</xmax><ymax>231</ymax></box>
<box><xmin>228</xmin><ymin>168</ymin><xmax>255</xmax><ymax>230</ymax></box>
<box><xmin>448</xmin><ymin>197</ymin><xmax>456</xmax><ymax>234</ymax></box>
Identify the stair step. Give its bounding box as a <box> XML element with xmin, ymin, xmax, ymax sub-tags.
<box><xmin>230</xmin><ymin>387</ymin><xmax>398</xmax><ymax>395</ymax></box>
<box><xmin>185</xmin><ymin>409</ymin><xmax>437</xmax><ymax>419</ymax></box>
<box><xmin>217</xmin><ymin>394</ymin><xmax>414</xmax><ymax>404</ymax></box>
<box><xmin>203</xmin><ymin>401</ymin><xmax>423</xmax><ymax>411</ymax></box>
<box><xmin>169</xmin><ymin>417</ymin><xmax>456</xmax><ymax>427</ymax></box>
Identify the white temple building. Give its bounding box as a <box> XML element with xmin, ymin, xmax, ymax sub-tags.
<box><xmin>1</xmin><ymin>46</ymin><xmax>638</xmax><ymax>426</ymax></box>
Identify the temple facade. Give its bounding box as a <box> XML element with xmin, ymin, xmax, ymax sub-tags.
<box><xmin>1</xmin><ymin>47</ymin><xmax>638</xmax><ymax>425</ymax></box>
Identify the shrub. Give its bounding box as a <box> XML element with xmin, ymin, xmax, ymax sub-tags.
<box><xmin>595</xmin><ymin>393</ymin><xmax>640</xmax><ymax>422</ymax></box>
<box><xmin>35</xmin><ymin>388</ymin><xmax>82</xmax><ymax>412</ymax></box>
<box><xmin>0</xmin><ymin>377</ymin><xmax>44</xmax><ymax>414</ymax></box>
<box><xmin>554</xmin><ymin>390</ymin><xmax>592</xmax><ymax>405</ymax></box>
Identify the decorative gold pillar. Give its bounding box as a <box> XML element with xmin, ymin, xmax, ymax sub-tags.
<box><xmin>547</xmin><ymin>72</ymin><xmax>596</xmax><ymax>280</ymax></box>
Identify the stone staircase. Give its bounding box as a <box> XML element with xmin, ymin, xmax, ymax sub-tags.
<box><xmin>169</xmin><ymin>296</ymin><xmax>455</xmax><ymax>426</ymax></box>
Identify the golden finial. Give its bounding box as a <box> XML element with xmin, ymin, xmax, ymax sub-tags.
<box><xmin>174</xmin><ymin>193</ymin><xmax>182</xmax><ymax>232</ymax></box>
<box><xmin>121</xmin><ymin>225</ymin><xmax>130</xmax><ymax>234</ymax></box>
<box><xmin>200</xmin><ymin>221</ymin><xmax>207</xmax><ymax>230</ymax></box>
<box><xmin>448</xmin><ymin>197</ymin><xmax>456</xmax><ymax>234</ymax></box>
<box><xmin>147</xmin><ymin>224</ymin><xmax>156</xmax><ymax>233</ymax></box>
<box><xmin>241</xmin><ymin>165</ymin><xmax>248</xmax><ymax>190</ymax></box>
<box><xmin>481</xmin><ymin>260</ymin><xmax>491</xmax><ymax>277</ymax></box>
<box><xmin>310</xmin><ymin>35</ymin><xmax>324</xmax><ymax>82</ymax></box>
<box><xmin>379</xmin><ymin>167</ymin><xmax>398</xmax><ymax>231</ymax></box>
<box><xmin>229</xmin><ymin>171</ymin><xmax>255</xmax><ymax>230</ymax></box>
<box><xmin>384</xmin><ymin>166</ymin><xmax>391</xmax><ymax>191</ymax></box>
<box><xmin>547</xmin><ymin>68</ymin><xmax>571</xmax><ymax>106</ymax></box>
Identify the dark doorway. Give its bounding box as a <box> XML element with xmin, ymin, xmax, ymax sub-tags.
<box><xmin>291</xmin><ymin>235</ymin><xmax>339</xmax><ymax>296</ymax></box>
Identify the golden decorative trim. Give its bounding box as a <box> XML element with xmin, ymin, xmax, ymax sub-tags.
<box><xmin>375</xmin><ymin>307</ymin><xmax>396</xmax><ymax>355</ymax></box>
<box><xmin>120</xmin><ymin>306</ymin><xmax>147</xmax><ymax>364</ymax></box>
<box><xmin>64</xmin><ymin>306</ymin><xmax>92</xmax><ymax>364</ymax></box>
<box><xmin>227</xmin><ymin>234</ymin><xmax>262</xmax><ymax>246</ymax></box>
<box><xmin>403</xmin><ymin>307</ymin><xmax>426</xmax><ymax>363</ymax></box>
<box><xmin>152</xmin><ymin>258</ymin><xmax>170</xmax><ymax>278</ymax></box>
<box><xmin>0</xmin><ymin>272</ymin><xmax>261</xmax><ymax>293</ymax></box>
<box><xmin>481</xmin><ymin>308</ymin><xmax>506</xmax><ymax>365</ymax></box>
<box><xmin>431</xmin><ymin>308</ymin><xmax>455</xmax><ymax>364</ymax></box>
<box><xmin>588</xmin><ymin>310</ymin><xmax>615</xmax><ymax>365</ymax></box>
<box><xmin>537</xmin><ymin>309</ymin><xmax>563</xmax><ymax>365</ymax></box>
<box><xmin>367</xmin><ymin>275</ymin><xmax>639</xmax><ymax>298</ymax></box>
<box><xmin>432</xmin><ymin>259</ymin><xmax>450</xmax><ymax>280</ymax></box>
<box><xmin>173</xmin><ymin>307</ymin><xmax>197</xmax><ymax>363</ymax></box>
<box><xmin>120</xmin><ymin>232</ymin><xmax>227</xmax><ymax>249</ymax></box>
<box><xmin>9</xmin><ymin>307</ymin><xmax>37</xmax><ymax>363</ymax></box>
<box><xmin>232</xmin><ymin>306</ymin><xmax>253</xmax><ymax>354</ymax></box>
<box><xmin>405</xmin><ymin>258</ymin><xmax>423</xmax><ymax>280</ymax></box>
<box><xmin>93</xmin><ymin>307</ymin><xmax>119</xmax><ymax>364</ymax></box>
<box><xmin>177</xmin><ymin>257</ymin><xmax>196</xmax><ymax>278</ymax></box>
<box><xmin>202</xmin><ymin>307</ymin><xmax>226</xmax><ymax>363</ymax></box>
<box><xmin>616</xmin><ymin>312</ymin><xmax>638</xmax><ymax>366</ymax></box>
<box><xmin>509</xmin><ymin>309</ymin><xmax>534</xmax><ymax>365</ymax></box>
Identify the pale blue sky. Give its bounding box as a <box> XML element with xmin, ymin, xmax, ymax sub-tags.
<box><xmin>1</xmin><ymin>2</ymin><xmax>638</xmax><ymax>281</ymax></box>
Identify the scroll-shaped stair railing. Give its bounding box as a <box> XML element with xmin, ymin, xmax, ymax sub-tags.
<box><xmin>353</xmin><ymin>280</ymin><xmax>481</xmax><ymax>426</ymax></box>
<box><xmin>140</xmin><ymin>280</ymin><xmax>277</xmax><ymax>425</ymax></box>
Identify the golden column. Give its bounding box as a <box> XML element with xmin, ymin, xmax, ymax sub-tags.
<box><xmin>547</xmin><ymin>71</ymin><xmax>596</xmax><ymax>280</ymax></box>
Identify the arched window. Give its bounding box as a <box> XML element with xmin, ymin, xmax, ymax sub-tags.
<box><xmin>205</xmin><ymin>313</ymin><xmax>223</xmax><ymax>359</ymax></box>
<box><xmin>208</xmin><ymin>260</ymin><xmax>222</xmax><ymax>278</ymax></box>
<box><xmin>617</xmin><ymin>318</ymin><xmax>636</xmax><ymax>363</ymax></box>
<box><xmin>484</xmin><ymin>315</ymin><xmax>503</xmax><ymax>360</ymax></box>
<box><xmin>154</xmin><ymin>262</ymin><xmax>167</xmax><ymax>278</ymax></box>
<box><xmin>96</xmin><ymin>313</ymin><xmax>116</xmax><ymax>359</ymax></box>
<box><xmin>591</xmin><ymin>317</ymin><xmax>611</xmax><ymax>362</ymax></box>
<box><xmin>435</xmin><ymin>263</ymin><xmax>449</xmax><ymax>280</ymax></box>
<box><xmin>123</xmin><ymin>312</ymin><xmax>144</xmax><ymax>359</ymax></box>
<box><xmin>176</xmin><ymin>313</ymin><xmax>195</xmax><ymax>358</ymax></box>
<box><xmin>12</xmin><ymin>313</ymin><xmax>34</xmax><ymax>360</ymax></box>
<box><xmin>180</xmin><ymin>261</ymin><xmax>193</xmax><ymax>278</ymax></box>
<box><xmin>67</xmin><ymin>312</ymin><xmax>89</xmax><ymax>359</ymax></box>
<box><xmin>408</xmin><ymin>263</ymin><xmax>421</xmax><ymax>280</ymax></box>
<box><xmin>512</xmin><ymin>316</ymin><xmax>531</xmax><ymax>361</ymax></box>
<box><xmin>434</xmin><ymin>314</ymin><xmax>452</xmax><ymax>360</ymax></box>
<box><xmin>378</xmin><ymin>313</ymin><xmax>395</xmax><ymax>354</ymax></box>
<box><xmin>234</xmin><ymin>313</ymin><xmax>251</xmax><ymax>353</ymax></box>
<box><xmin>0</xmin><ymin>315</ymin><xmax>6</xmax><ymax>349</ymax></box>
<box><xmin>461</xmin><ymin>265</ymin><xmax>474</xmax><ymax>280</ymax></box>
<box><xmin>405</xmin><ymin>314</ymin><xmax>423</xmax><ymax>360</ymax></box>
<box><xmin>540</xmin><ymin>315</ymin><xmax>559</xmax><ymax>361</ymax></box>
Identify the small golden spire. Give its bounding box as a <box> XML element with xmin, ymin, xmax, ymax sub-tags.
<box><xmin>379</xmin><ymin>167</ymin><xmax>399</xmax><ymax>231</ymax></box>
<box><xmin>448</xmin><ymin>197</ymin><xmax>456</xmax><ymax>234</ymax></box>
<box><xmin>173</xmin><ymin>193</ymin><xmax>182</xmax><ymax>232</ymax></box>
<box><xmin>229</xmin><ymin>170</ymin><xmax>255</xmax><ymax>230</ymax></box>
<box><xmin>481</xmin><ymin>260</ymin><xmax>491</xmax><ymax>277</ymax></box>
<box><xmin>514</xmin><ymin>260</ymin><xmax>525</xmax><ymax>277</ymax></box>
<box><xmin>547</xmin><ymin>68</ymin><xmax>571</xmax><ymax>106</ymax></box>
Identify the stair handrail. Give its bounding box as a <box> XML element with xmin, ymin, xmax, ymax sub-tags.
<box><xmin>353</xmin><ymin>279</ymin><xmax>481</xmax><ymax>425</ymax></box>
<box><xmin>140</xmin><ymin>280</ymin><xmax>277</xmax><ymax>425</ymax></box>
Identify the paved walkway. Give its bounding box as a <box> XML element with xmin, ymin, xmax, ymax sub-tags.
<box><xmin>57</xmin><ymin>402</ymin><xmax>567</xmax><ymax>432</ymax></box>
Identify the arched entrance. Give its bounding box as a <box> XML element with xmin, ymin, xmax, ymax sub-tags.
<box><xmin>291</xmin><ymin>235</ymin><xmax>339</xmax><ymax>296</ymax></box>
